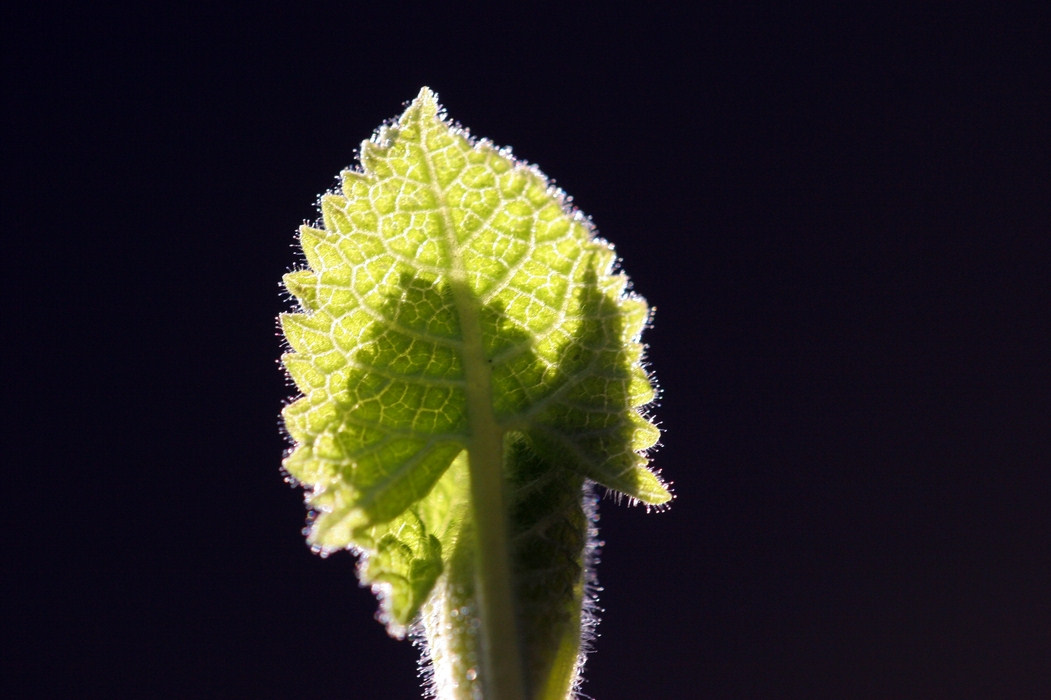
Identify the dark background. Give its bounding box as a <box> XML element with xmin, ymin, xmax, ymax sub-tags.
<box><xmin>5</xmin><ymin>3</ymin><xmax>1049</xmax><ymax>698</ymax></box>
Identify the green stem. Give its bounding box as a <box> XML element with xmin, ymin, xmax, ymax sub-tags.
<box><xmin>467</xmin><ymin>429</ymin><xmax>526</xmax><ymax>700</ymax></box>
<box><xmin>454</xmin><ymin>278</ymin><xmax>527</xmax><ymax>700</ymax></box>
<box><xmin>421</xmin><ymin>113</ymin><xmax>527</xmax><ymax>698</ymax></box>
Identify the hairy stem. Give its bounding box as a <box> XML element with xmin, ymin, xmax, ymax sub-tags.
<box><xmin>466</xmin><ymin>431</ymin><xmax>526</xmax><ymax>700</ymax></box>
<box><xmin>421</xmin><ymin>89</ymin><xmax>527</xmax><ymax>699</ymax></box>
<box><xmin>453</xmin><ymin>278</ymin><xmax>526</xmax><ymax>700</ymax></box>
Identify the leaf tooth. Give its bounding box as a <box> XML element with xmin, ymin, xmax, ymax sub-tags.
<box><xmin>282</xmin><ymin>352</ymin><xmax>325</xmax><ymax>392</ymax></box>
<box><xmin>619</xmin><ymin>464</ymin><xmax>672</xmax><ymax>505</ymax></box>
<box><xmin>306</xmin><ymin>269</ymin><xmax>360</xmax><ymax>316</ymax></box>
<box><xmin>628</xmin><ymin>412</ymin><xmax>660</xmax><ymax>451</ymax></box>
<box><xmin>589</xmin><ymin>453</ymin><xmax>670</xmax><ymax>506</ymax></box>
<box><xmin>496</xmin><ymin>168</ymin><xmax>529</xmax><ymax>198</ymax></box>
<box><xmin>309</xmin><ymin>498</ymin><xmax>370</xmax><ymax>550</ymax></box>
<box><xmin>280</xmin><ymin>312</ymin><xmax>334</xmax><ymax>355</ymax></box>
<box><xmin>280</xmin><ymin>400</ymin><xmax>309</xmax><ymax>440</ymax></box>
<box><xmin>282</xmin><ymin>441</ymin><xmax>329</xmax><ymax>484</ymax></box>
<box><xmin>283</xmin><ymin>270</ymin><xmax>319</xmax><ymax>310</ymax></box>
<box><xmin>618</xmin><ymin>296</ymin><xmax>650</xmax><ymax>341</ymax></box>
<box><xmin>531</xmin><ymin>429</ymin><xmax>670</xmax><ymax>505</ymax></box>
<box><xmin>588</xmin><ymin>243</ymin><xmax>617</xmax><ymax>276</ymax></box>
<box><xmin>341</xmin><ymin>170</ymin><xmax>371</xmax><ymax>200</ymax></box>
<box><xmin>627</xmin><ymin>366</ymin><xmax>656</xmax><ymax>406</ymax></box>
<box><xmin>321</xmin><ymin>194</ymin><xmax>352</xmax><ymax>234</ymax></box>
<box><xmin>360</xmin><ymin>138</ymin><xmax>398</xmax><ymax>179</ymax></box>
<box><xmin>298</xmin><ymin>225</ymin><xmax>344</xmax><ymax>271</ymax></box>
<box><xmin>604</xmin><ymin>275</ymin><xmax>630</xmax><ymax>302</ymax></box>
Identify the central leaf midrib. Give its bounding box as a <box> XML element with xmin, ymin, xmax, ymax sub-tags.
<box><xmin>412</xmin><ymin>132</ymin><xmax>499</xmax><ymax>446</ymax></box>
<box><xmin>415</xmin><ymin>113</ymin><xmax>528</xmax><ymax>699</ymax></box>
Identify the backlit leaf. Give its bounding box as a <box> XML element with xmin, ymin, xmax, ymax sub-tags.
<box><xmin>280</xmin><ymin>88</ymin><xmax>670</xmax><ymax>698</ymax></box>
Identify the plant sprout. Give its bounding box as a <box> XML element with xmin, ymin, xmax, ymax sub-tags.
<box><xmin>280</xmin><ymin>88</ymin><xmax>671</xmax><ymax>700</ymax></box>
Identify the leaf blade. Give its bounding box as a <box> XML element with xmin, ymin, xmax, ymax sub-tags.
<box><xmin>279</xmin><ymin>87</ymin><xmax>670</xmax><ymax>677</ymax></box>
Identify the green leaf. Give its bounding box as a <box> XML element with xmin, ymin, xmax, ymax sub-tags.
<box><xmin>281</xmin><ymin>87</ymin><xmax>670</xmax><ymax>698</ymax></box>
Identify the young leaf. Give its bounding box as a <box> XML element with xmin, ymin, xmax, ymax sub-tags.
<box><xmin>281</xmin><ymin>87</ymin><xmax>670</xmax><ymax>700</ymax></box>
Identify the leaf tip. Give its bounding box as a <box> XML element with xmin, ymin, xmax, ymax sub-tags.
<box><xmin>411</xmin><ymin>86</ymin><xmax>441</xmax><ymax>119</ymax></box>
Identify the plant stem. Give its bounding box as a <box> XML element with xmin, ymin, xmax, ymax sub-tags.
<box><xmin>453</xmin><ymin>278</ymin><xmax>527</xmax><ymax>700</ymax></box>
<box><xmin>466</xmin><ymin>423</ymin><xmax>527</xmax><ymax>700</ymax></box>
<box><xmin>423</xmin><ymin>115</ymin><xmax>527</xmax><ymax>698</ymax></box>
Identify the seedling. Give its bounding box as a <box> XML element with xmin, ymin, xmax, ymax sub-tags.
<box><xmin>280</xmin><ymin>88</ymin><xmax>671</xmax><ymax>700</ymax></box>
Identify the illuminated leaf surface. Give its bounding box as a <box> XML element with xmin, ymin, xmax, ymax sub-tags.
<box><xmin>280</xmin><ymin>88</ymin><xmax>669</xmax><ymax>697</ymax></box>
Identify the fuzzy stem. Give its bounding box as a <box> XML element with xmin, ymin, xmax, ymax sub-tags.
<box><xmin>423</xmin><ymin>102</ymin><xmax>527</xmax><ymax>697</ymax></box>
<box><xmin>453</xmin><ymin>276</ymin><xmax>526</xmax><ymax>700</ymax></box>
<box><xmin>466</xmin><ymin>428</ymin><xmax>526</xmax><ymax>700</ymax></box>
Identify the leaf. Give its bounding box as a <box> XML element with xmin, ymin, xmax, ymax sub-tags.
<box><xmin>280</xmin><ymin>87</ymin><xmax>670</xmax><ymax>698</ymax></box>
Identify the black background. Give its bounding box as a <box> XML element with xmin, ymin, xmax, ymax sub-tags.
<box><xmin>5</xmin><ymin>3</ymin><xmax>1049</xmax><ymax>698</ymax></box>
